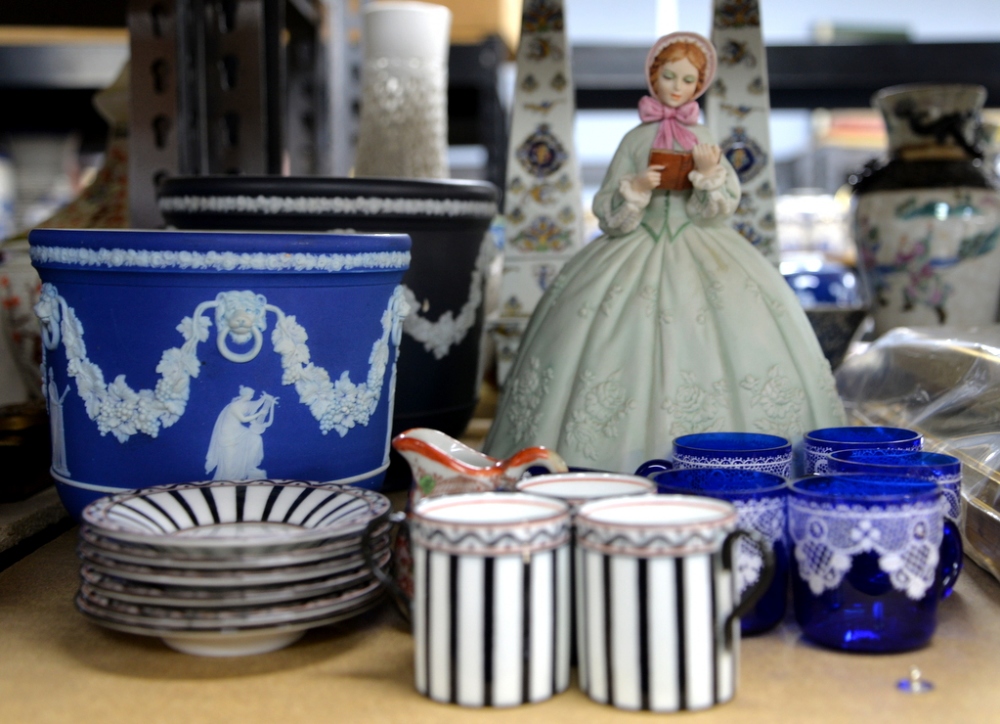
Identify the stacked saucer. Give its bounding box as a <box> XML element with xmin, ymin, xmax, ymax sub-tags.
<box><xmin>76</xmin><ymin>480</ymin><xmax>392</xmax><ymax>656</ymax></box>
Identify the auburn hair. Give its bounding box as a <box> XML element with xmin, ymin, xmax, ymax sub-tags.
<box><xmin>648</xmin><ymin>41</ymin><xmax>709</xmax><ymax>96</ymax></box>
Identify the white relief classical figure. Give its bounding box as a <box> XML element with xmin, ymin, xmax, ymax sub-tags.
<box><xmin>47</xmin><ymin>368</ymin><xmax>70</xmax><ymax>476</ymax></box>
<box><xmin>205</xmin><ymin>386</ymin><xmax>278</xmax><ymax>481</ymax></box>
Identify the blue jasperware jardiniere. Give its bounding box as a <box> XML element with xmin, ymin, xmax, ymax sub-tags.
<box><xmin>29</xmin><ymin>228</ymin><xmax>410</xmax><ymax>519</ymax></box>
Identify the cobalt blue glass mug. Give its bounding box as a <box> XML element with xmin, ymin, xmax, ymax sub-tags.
<box><xmin>635</xmin><ymin>432</ymin><xmax>793</xmax><ymax>479</ymax></box>
<box><xmin>827</xmin><ymin>449</ymin><xmax>962</xmax><ymax>524</ymax></box>
<box><xmin>802</xmin><ymin>426</ymin><xmax>921</xmax><ymax>475</ymax></box>
<box><xmin>653</xmin><ymin>468</ymin><xmax>789</xmax><ymax>635</ymax></box>
<box><xmin>788</xmin><ymin>474</ymin><xmax>963</xmax><ymax>653</ymax></box>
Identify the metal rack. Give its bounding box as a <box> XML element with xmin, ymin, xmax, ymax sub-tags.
<box><xmin>7</xmin><ymin>36</ymin><xmax>1000</xmax><ymax>111</ymax></box>
<box><xmin>126</xmin><ymin>0</ymin><xmax>331</xmax><ymax>226</ymax></box>
<box><xmin>573</xmin><ymin>42</ymin><xmax>1000</xmax><ymax>110</ymax></box>
<box><xmin>448</xmin><ymin>36</ymin><xmax>508</xmax><ymax>195</ymax></box>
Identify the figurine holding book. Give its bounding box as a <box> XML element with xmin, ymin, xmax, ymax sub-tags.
<box><xmin>485</xmin><ymin>31</ymin><xmax>845</xmax><ymax>473</ymax></box>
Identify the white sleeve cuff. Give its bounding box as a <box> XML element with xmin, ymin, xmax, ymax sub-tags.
<box><xmin>595</xmin><ymin>176</ymin><xmax>648</xmax><ymax>235</ymax></box>
<box><xmin>685</xmin><ymin>164</ymin><xmax>740</xmax><ymax>220</ymax></box>
<box><xmin>688</xmin><ymin>164</ymin><xmax>728</xmax><ymax>191</ymax></box>
<box><xmin>618</xmin><ymin>176</ymin><xmax>652</xmax><ymax>207</ymax></box>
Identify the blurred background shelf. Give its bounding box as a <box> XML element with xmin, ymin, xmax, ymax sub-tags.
<box><xmin>573</xmin><ymin>42</ymin><xmax>1000</xmax><ymax>109</ymax></box>
<box><xmin>0</xmin><ymin>27</ymin><xmax>127</xmax><ymax>149</ymax></box>
<box><xmin>2</xmin><ymin>14</ymin><xmax>1000</xmax><ymax>164</ymax></box>
<box><xmin>0</xmin><ymin>27</ymin><xmax>128</xmax><ymax>89</ymax></box>
<box><xmin>5</xmin><ymin>29</ymin><xmax>1000</xmax><ymax>106</ymax></box>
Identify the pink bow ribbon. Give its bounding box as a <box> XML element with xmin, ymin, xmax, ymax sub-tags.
<box><xmin>638</xmin><ymin>96</ymin><xmax>700</xmax><ymax>151</ymax></box>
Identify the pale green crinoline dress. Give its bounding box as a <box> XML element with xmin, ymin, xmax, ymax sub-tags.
<box><xmin>484</xmin><ymin>122</ymin><xmax>846</xmax><ymax>473</ymax></box>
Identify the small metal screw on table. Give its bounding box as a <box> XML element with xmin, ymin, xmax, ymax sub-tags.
<box><xmin>898</xmin><ymin>667</ymin><xmax>934</xmax><ymax>693</ymax></box>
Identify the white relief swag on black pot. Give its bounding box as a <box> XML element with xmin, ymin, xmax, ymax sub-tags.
<box><xmin>157</xmin><ymin>177</ymin><xmax>500</xmax><ymax>491</ymax></box>
<box><xmin>573</xmin><ymin>495</ymin><xmax>774</xmax><ymax>713</ymax></box>
<box><xmin>368</xmin><ymin>493</ymin><xmax>573</xmax><ymax>707</ymax></box>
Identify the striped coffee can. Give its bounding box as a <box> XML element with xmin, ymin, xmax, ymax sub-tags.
<box><xmin>409</xmin><ymin>492</ymin><xmax>572</xmax><ymax>707</ymax></box>
<box><xmin>574</xmin><ymin>494</ymin><xmax>749</xmax><ymax>712</ymax></box>
<box><xmin>516</xmin><ymin>472</ymin><xmax>658</xmax><ymax>663</ymax></box>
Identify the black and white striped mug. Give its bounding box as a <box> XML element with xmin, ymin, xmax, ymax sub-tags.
<box><xmin>368</xmin><ymin>492</ymin><xmax>573</xmax><ymax>707</ymax></box>
<box><xmin>573</xmin><ymin>494</ymin><xmax>774</xmax><ymax>713</ymax></box>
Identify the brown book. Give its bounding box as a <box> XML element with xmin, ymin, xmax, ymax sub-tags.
<box><xmin>648</xmin><ymin>148</ymin><xmax>695</xmax><ymax>191</ymax></box>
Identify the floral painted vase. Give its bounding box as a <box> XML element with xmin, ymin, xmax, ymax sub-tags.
<box><xmin>852</xmin><ymin>84</ymin><xmax>1000</xmax><ymax>335</ymax></box>
<box><xmin>0</xmin><ymin>240</ymin><xmax>42</xmax><ymax>403</ymax></box>
<box><xmin>0</xmin><ymin>65</ymin><xmax>130</xmax><ymax>405</ymax></box>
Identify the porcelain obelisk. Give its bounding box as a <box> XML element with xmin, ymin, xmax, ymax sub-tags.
<box><xmin>489</xmin><ymin>0</ymin><xmax>585</xmax><ymax>385</ymax></box>
<box><xmin>705</xmin><ymin>0</ymin><xmax>779</xmax><ymax>264</ymax></box>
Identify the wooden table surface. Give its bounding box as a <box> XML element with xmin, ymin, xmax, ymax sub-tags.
<box><xmin>2</xmin><ymin>528</ymin><xmax>999</xmax><ymax>723</ymax></box>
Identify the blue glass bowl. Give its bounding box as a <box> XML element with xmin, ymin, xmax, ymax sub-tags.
<box><xmin>827</xmin><ymin>449</ymin><xmax>959</xmax><ymax>478</ymax></box>
<box><xmin>792</xmin><ymin>473</ymin><xmax>937</xmax><ymax>499</ymax></box>
<box><xmin>674</xmin><ymin>432</ymin><xmax>792</xmax><ymax>456</ymax></box>
<box><xmin>804</xmin><ymin>426</ymin><xmax>922</xmax><ymax>447</ymax></box>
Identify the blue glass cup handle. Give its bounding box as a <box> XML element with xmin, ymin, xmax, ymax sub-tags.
<box><xmin>634</xmin><ymin>459</ymin><xmax>673</xmax><ymax>478</ymax></box>
<box><xmin>940</xmin><ymin>519</ymin><xmax>964</xmax><ymax>599</ymax></box>
<box><xmin>722</xmin><ymin>529</ymin><xmax>776</xmax><ymax>645</ymax></box>
<box><xmin>363</xmin><ymin>511</ymin><xmax>412</xmax><ymax>623</ymax></box>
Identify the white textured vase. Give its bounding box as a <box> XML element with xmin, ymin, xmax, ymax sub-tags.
<box><xmin>355</xmin><ymin>2</ymin><xmax>451</xmax><ymax>179</ymax></box>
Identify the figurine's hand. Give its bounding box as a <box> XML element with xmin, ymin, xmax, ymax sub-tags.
<box><xmin>632</xmin><ymin>165</ymin><xmax>665</xmax><ymax>194</ymax></box>
<box><xmin>692</xmin><ymin>143</ymin><xmax>722</xmax><ymax>173</ymax></box>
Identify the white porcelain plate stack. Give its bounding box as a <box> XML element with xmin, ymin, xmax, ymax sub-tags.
<box><xmin>75</xmin><ymin>480</ymin><xmax>393</xmax><ymax>657</ymax></box>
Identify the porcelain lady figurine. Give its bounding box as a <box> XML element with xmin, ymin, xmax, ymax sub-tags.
<box><xmin>484</xmin><ymin>32</ymin><xmax>845</xmax><ymax>473</ymax></box>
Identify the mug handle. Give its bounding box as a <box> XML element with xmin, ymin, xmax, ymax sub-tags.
<box><xmin>363</xmin><ymin>511</ymin><xmax>412</xmax><ymax>623</ymax></box>
<box><xmin>634</xmin><ymin>459</ymin><xmax>673</xmax><ymax>478</ymax></box>
<box><xmin>721</xmin><ymin>529</ymin><xmax>776</xmax><ymax>646</ymax></box>
<box><xmin>939</xmin><ymin>519</ymin><xmax>964</xmax><ymax>599</ymax></box>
